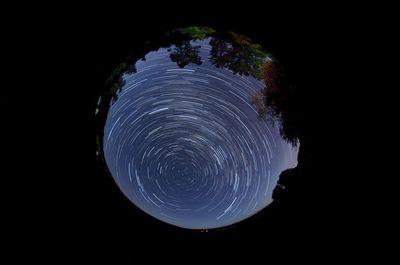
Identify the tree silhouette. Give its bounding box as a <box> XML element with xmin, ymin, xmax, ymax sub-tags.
<box><xmin>169</xmin><ymin>40</ymin><xmax>202</xmax><ymax>68</ymax></box>
<box><xmin>251</xmin><ymin>90</ymin><xmax>267</xmax><ymax>120</ymax></box>
<box><xmin>253</xmin><ymin>68</ymin><xmax>299</xmax><ymax>146</ymax></box>
<box><xmin>209</xmin><ymin>32</ymin><xmax>268</xmax><ymax>78</ymax></box>
<box><xmin>208</xmin><ymin>32</ymin><xmax>299</xmax><ymax>145</ymax></box>
<box><xmin>209</xmin><ymin>37</ymin><xmax>232</xmax><ymax>68</ymax></box>
<box><xmin>96</xmin><ymin>27</ymin><xmax>300</xmax><ymax>151</ymax></box>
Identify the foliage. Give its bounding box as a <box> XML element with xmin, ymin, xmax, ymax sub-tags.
<box><xmin>260</xmin><ymin>60</ymin><xmax>279</xmax><ymax>91</ymax></box>
<box><xmin>209</xmin><ymin>32</ymin><xmax>268</xmax><ymax>79</ymax></box>
<box><xmin>251</xmin><ymin>91</ymin><xmax>267</xmax><ymax>120</ymax></box>
<box><xmin>176</xmin><ymin>26</ymin><xmax>216</xmax><ymax>39</ymax></box>
<box><xmin>169</xmin><ymin>41</ymin><xmax>202</xmax><ymax>68</ymax></box>
<box><xmin>96</xmin><ymin>27</ymin><xmax>299</xmax><ymax>149</ymax></box>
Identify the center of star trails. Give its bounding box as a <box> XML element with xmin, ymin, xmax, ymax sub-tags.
<box><xmin>101</xmin><ymin>33</ymin><xmax>299</xmax><ymax>229</ymax></box>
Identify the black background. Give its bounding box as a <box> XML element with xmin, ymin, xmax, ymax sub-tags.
<box><xmin>81</xmin><ymin>10</ymin><xmax>339</xmax><ymax>249</ymax></box>
<box><xmin>6</xmin><ymin>4</ymin><xmax>367</xmax><ymax>261</ymax></box>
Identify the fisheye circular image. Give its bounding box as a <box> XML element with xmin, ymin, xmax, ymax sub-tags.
<box><xmin>95</xmin><ymin>26</ymin><xmax>299</xmax><ymax>229</ymax></box>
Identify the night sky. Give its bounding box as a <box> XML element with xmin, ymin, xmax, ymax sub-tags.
<box><xmin>103</xmin><ymin>38</ymin><xmax>299</xmax><ymax>229</ymax></box>
<box><xmin>4</xmin><ymin>5</ymin><xmax>357</xmax><ymax>260</ymax></box>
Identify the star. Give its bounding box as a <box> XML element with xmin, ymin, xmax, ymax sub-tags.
<box><xmin>103</xmin><ymin>37</ymin><xmax>299</xmax><ymax>229</ymax></box>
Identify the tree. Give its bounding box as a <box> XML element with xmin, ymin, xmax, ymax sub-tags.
<box><xmin>169</xmin><ymin>41</ymin><xmax>202</xmax><ymax>68</ymax></box>
<box><xmin>209</xmin><ymin>33</ymin><xmax>268</xmax><ymax>78</ymax></box>
<box><xmin>175</xmin><ymin>26</ymin><xmax>216</xmax><ymax>40</ymax></box>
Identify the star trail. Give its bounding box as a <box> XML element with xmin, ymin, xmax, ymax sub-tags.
<box><xmin>103</xmin><ymin>38</ymin><xmax>299</xmax><ymax>229</ymax></box>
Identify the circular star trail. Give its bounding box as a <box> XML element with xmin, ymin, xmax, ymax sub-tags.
<box><xmin>103</xmin><ymin>37</ymin><xmax>299</xmax><ymax>229</ymax></box>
